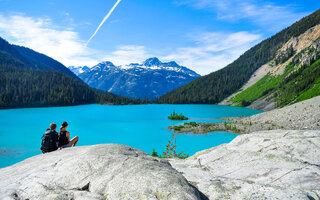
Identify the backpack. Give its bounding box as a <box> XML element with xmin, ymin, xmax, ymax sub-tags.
<box><xmin>40</xmin><ymin>129</ymin><xmax>58</xmax><ymax>153</ymax></box>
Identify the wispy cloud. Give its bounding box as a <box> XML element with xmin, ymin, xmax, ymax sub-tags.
<box><xmin>175</xmin><ymin>0</ymin><xmax>308</xmax><ymax>30</ymax></box>
<box><xmin>0</xmin><ymin>14</ymin><xmax>98</xmax><ymax>67</ymax></box>
<box><xmin>0</xmin><ymin>13</ymin><xmax>149</xmax><ymax>68</ymax></box>
<box><xmin>162</xmin><ymin>31</ymin><xmax>261</xmax><ymax>75</ymax></box>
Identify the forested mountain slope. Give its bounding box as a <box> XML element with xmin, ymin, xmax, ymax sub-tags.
<box><xmin>0</xmin><ymin>37</ymin><xmax>138</xmax><ymax>109</ymax></box>
<box><xmin>13</xmin><ymin>45</ymin><xmax>79</xmax><ymax>80</ymax></box>
<box><xmin>156</xmin><ymin>9</ymin><xmax>320</xmax><ymax>105</ymax></box>
<box><xmin>227</xmin><ymin>35</ymin><xmax>320</xmax><ymax>111</ymax></box>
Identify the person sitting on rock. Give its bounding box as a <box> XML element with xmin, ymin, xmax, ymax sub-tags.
<box><xmin>58</xmin><ymin>121</ymin><xmax>79</xmax><ymax>149</ymax></box>
<box><xmin>40</xmin><ymin>123</ymin><xmax>59</xmax><ymax>153</ymax></box>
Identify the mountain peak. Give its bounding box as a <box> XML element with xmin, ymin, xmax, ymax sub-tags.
<box><xmin>94</xmin><ymin>61</ymin><xmax>117</xmax><ymax>71</ymax></box>
<box><xmin>143</xmin><ymin>57</ymin><xmax>161</xmax><ymax>66</ymax></box>
<box><xmin>82</xmin><ymin>66</ymin><xmax>90</xmax><ymax>71</ymax></box>
<box><xmin>99</xmin><ymin>61</ymin><xmax>115</xmax><ymax>67</ymax></box>
<box><xmin>167</xmin><ymin>61</ymin><xmax>179</xmax><ymax>68</ymax></box>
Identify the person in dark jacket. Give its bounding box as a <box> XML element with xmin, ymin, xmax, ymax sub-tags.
<box><xmin>40</xmin><ymin>123</ymin><xmax>59</xmax><ymax>153</ymax></box>
<box><xmin>58</xmin><ymin>121</ymin><xmax>79</xmax><ymax>148</ymax></box>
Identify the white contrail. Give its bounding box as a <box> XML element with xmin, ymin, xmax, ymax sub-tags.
<box><xmin>86</xmin><ymin>0</ymin><xmax>122</xmax><ymax>47</ymax></box>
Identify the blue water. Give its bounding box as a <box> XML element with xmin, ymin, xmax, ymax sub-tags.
<box><xmin>0</xmin><ymin>104</ymin><xmax>262</xmax><ymax>168</ymax></box>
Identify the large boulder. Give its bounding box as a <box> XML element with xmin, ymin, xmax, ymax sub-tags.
<box><xmin>170</xmin><ymin>130</ymin><xmax>320</xmax><ymax>200</ymax></box>
<box><xmin>0</xmin><ymin>144</ymin><xmax>207</xmax><ymax>200</ymax></box>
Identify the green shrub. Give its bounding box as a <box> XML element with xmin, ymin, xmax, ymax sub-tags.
<box><xmin>173</xmin><ymin>125</ymin><xmax>184</xmax><ymax>131</ymax></box>
<box><xmin>151</xmin><ymin>148</ymin><xmax>158</xmax><ymax>157</ymax></box>
<box><xmin>184</xmin><ymin>122</ymin><xmax>197</xmax><ymax>126</ymax></box>
<box><xmin>162</xmin><ymin>132</ymin><xmax>189</xmax><ymax>159</ymax></box>
<box><xmin>241</xmin><ymin>100</ymin><xmax>251</xmax><ymax>107</ymax></box>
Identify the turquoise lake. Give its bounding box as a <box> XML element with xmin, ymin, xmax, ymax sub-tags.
<box><xmin>0</xmin><ymin>104</ymin><xmax>263</xmax><ymax>168</ymax></box>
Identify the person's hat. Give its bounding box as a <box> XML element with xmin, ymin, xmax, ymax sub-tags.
<box><xmin>62</xmin><ymin>121</ymin><xmax>68</xmax><ymax>127</ymax></box>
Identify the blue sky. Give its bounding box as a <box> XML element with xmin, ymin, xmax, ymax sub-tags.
<box><xmin>0</xmin><ymin>0</ymin><xmax>319</xmax><ymax>75</ymax></box>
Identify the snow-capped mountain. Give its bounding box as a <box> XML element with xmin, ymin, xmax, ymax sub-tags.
<box><xmin>68</xmin><ymin>66</ymin><xmax>90</xmax><ymax>75</ymax></box>
<box><xmin>69</xmin><ymin>57</ymin><xmax>201</xmax><ymax>100</ymax></box>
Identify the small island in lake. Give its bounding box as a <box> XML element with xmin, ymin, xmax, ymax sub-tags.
<box><xmin>168</xmin><ymin>110</ymin><xmax>188</xmax><ymax>120</ymax></box>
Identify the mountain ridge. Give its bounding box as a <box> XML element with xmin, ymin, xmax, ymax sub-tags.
<box><xmin>0</xmin><ymin>36</ymin><xmax>139</xmax><ymax>109</ymax></box>
<box><xmin>13</xmin><ymin>45</ymin><xmax>80</xmax><ymax>80</ymax></box>
<box><xmin>220</xmin><ymin>24</ymin><xmax>320</xmax><ymax>110</ymax></box>
<box><xmin>68</xmin><ymin>65</ymin><xmax>90</xmax><ymax>75</ymax></box>
<box><xmin>156</xmin><ymin>9</ymin><xmax>320</xmax><ymax>105</ymax></box>
<box><xmin>70</xmin><ymin>57</ymin><xmax>200</xmax><ymax>100</ymax></box>
<box><xmin>220</xmin><ymin>25</ymin><xmax>320</xmax><ymax>110</ymax></box>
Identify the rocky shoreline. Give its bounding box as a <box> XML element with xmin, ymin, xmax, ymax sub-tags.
<box><xmin>1</xmin><ymin>130</ymin><xmax>319</xmax><ymax>200</ymax></box>
<box><xmin>169</xmin><ymin>96</ymin><xmax>320</xmax><ymax>134</ymax></box>
<box><xmin>170</xmin><ymin>130</ymin><xmax>320</xmax><ymax>200</ymax></box>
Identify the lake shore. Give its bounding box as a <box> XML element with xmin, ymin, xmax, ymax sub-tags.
<box><xmin>167</xmin><ymin>96</ymin><xmax>320</xmax><ymax>199</ymax></box>
<box><xmin>168</xmin><ymin>96</ymin><xmax>320</xmax><ymax>134</ymax></box>
<box><xmin>1</xmin><ymin>97</ymin><xmax>319</xmax><ymax>199</ymax></box>
<box><xmin>2</xmin><ymin>130</ymin><xmax>319</xmax><ymax>200</ymax></box>
<box><xmin>1</xmin><ymin>104</ymin><xmax>257</xmax><ymax>168</ymax></box>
